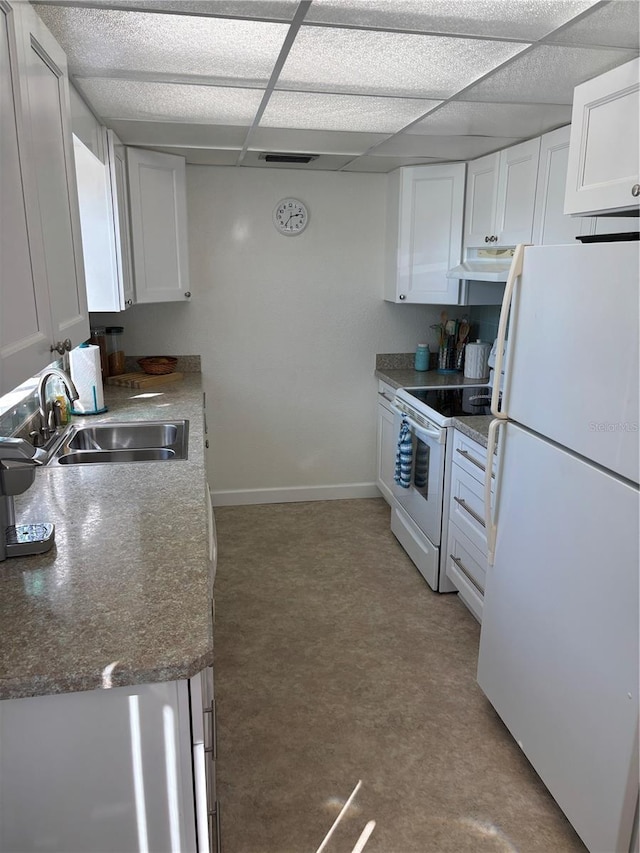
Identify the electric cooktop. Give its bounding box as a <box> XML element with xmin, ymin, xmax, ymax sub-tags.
<box><xmin>404</xmin><ymin>386</ymin><xmax>495</xmax><ymax>418</ymax></box>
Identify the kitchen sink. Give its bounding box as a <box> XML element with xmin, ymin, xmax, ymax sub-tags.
<box><xmin>46</xmin><ymin>420</ymin><xmax>189</xmax><ymax>466</ymax></box>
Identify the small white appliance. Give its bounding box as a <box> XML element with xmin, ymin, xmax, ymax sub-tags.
<box><xmin>478</xmin><ymin>241</ymin><xmax>639</xmax><ymax>853</ymax></box>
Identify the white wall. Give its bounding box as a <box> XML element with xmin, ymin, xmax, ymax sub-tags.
<box><xmin>106</xmin><ymin>166</ymin><xmax>448</xmax><ymax>504</ymax></box>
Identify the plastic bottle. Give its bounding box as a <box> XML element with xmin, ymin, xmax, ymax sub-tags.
<box><xmin>414</xmin><ymin>343</ymin><xmax>429</xmax><ymax>372</ymax></box>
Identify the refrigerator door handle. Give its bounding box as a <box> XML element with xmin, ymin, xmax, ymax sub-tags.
<box><xmin>485</xmin><ymin>418</ymin><xmax>503</xmax><ymax>566</ymax></box>
<box><xmin>491</xmin><ymin>243</ymin><xmax>527</xmax><ymax>419</ymax></box>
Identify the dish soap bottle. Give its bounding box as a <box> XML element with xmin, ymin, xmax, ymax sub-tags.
<box><xmin>414</xmin><ymin>343</ymin><xmax>429</xmax><ymax>372</ymax></box>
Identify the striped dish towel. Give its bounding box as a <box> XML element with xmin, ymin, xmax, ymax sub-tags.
<box><xmin>394</xmin><ymin>419</ymin><xmax>413</xmax><ymax>488</ymax></box>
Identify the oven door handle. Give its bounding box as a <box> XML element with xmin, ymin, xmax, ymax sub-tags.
<box><xmin>390</xmin><ymin>404</ymin><xmax>445</xmax><ymax>444</ymax></box>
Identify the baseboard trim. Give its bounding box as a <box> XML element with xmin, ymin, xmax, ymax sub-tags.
<box><xmin>211</xmin><ymin>483</ymin><xmax>382</xmax><ymax>507</ymax></box>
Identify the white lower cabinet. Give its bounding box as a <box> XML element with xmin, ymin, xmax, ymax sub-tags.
<box><xmin>0</xmin><ymin>670</ymin><xmax>218</xmax><ymax>853</ymax></box>
<box><xmin>376</xmin><ymin>382</ymin><xmax>397</xmax><ymax>504</ymax></box>
<box><xmin>445</xmin><ymin>430</ymin><xmax>494</xmax><ymax>622</ymax></box>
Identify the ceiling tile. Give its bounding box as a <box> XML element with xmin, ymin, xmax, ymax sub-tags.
<box><xmin>35</xmin><ymin>0</ymin><xmax>299</xmax><ymax>19</ymax></box>
<box><xmin>35</xmin><ymin>7</ymin><xmax>288</xmax><ymax>84</ymax></box>
<box><xmin>77</xmin><ymin>78</ymin><xmax>264</xmax><ymax>124</ymax></box>
<box><xmin>407</xmin><ymin>101</ymin><xmax>572</xmax><ymax>138</ymax></box>
<box><xmin>260</xmin><ymin>91</ymin><xmax>442</xmax><ymax>133</ymax></box>
<box><xmin>306</xmin><ymin>0</ymin><xmax>597</xmax><ymax>41</ymax></box>
<box><xmin>250</xmin><ymin>127</ymin><xmax>388</xmax><ymax>155</ymax></box>
<box><xmin>341</xmin><ymin>155</ymin><xmax>447</xmax><ymax>173</ymax></box>
<box><xmin>104</xmin><ymin>120</ymin><xmax>249</xmax><ymax>149</ymax></box>
<box><xmin>545</xmin><ymin>0</ymin><xmax>640</xmax><ymax>50</ymax></box>
<box><xmin>277</xmin><ymin>26</ymin><xmax>529</xmax><ymax>98</ymax></box>
<box><xmin>463</xmin><ymin>44</ymin><xmax>639</xmax><ymax>104</ymax></box>
<box><xmin>241</xmin><ymin>150</ymin><xmax>355</xmax><ymax>170</ymax></box>
<box><xmin>372</xmin><ymin>134</ymin><xmax>520</xmax><ymax>159</ymax></box>
<box><xmin>135</xmin><ymin>146</ymin><xmax>242</xmax><ymax>165</ymax></box>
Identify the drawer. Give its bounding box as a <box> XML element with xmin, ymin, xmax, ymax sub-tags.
<box><xmin>449</xmin><ymin>462</ymin><xmax>490</xmax><ymax>554</ymax></box>
<box><xmin>452</xmin><ymin>430</ymin><xmax>495</xmax><ymax>485</ymax></box>
<box><xmin>446</xmin><ymin>522</ymin><xmax>487</xmax><ymax>623</ymax></box>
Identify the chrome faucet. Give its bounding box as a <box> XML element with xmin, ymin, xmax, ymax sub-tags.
<box><xmin>36</xmin><ymin>367</ymin><xmax>80</xmax><ymax>442</ymax></box>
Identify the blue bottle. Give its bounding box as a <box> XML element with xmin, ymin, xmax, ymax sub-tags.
<box><xmin>414</xmin><ymin>343</ymin><xmax>429</xmax><ymax>372</ymax></box>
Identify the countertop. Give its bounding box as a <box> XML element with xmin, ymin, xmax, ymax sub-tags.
<box><xmin>0</xmin><ymin>374</ymin><xmax>212</xmax><ymax>700</ymax></box>
<box><xmin>375</xmin><ymin>367</ymin><xmax>492</xmax><ymax>446</ymax></box>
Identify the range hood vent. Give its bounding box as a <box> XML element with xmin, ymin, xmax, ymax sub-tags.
<box><xmin>259</xmin><ymin>153</ymin><xmax>319</xmax><ymax>164</ymax></box>
<box><xmin>447</xmin><ymin>249</ymin><xmax>515</xmax><ymax>282</ymax></box>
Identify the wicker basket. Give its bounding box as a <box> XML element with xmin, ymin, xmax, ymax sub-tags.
<box><xmin>137</xmin><ymin>356</ymin><xmax>178</xmax><ymax>375</ymax></box>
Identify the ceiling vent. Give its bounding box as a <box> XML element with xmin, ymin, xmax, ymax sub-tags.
<box><xmin>259</xmin><ymin>153</ymin><xmax>319</xmax><ymax>164</ymax></box>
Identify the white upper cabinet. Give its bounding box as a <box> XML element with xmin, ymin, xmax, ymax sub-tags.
<box><xmin>127</xmin><ymin>148</ymin><xmax>191</xmax><ymax>304</ymax></box>
<box><xmin>565</xmin><ymin>57</ymin><xmax>640</xmax><ymax>217</ymax></box>
<box><xmin>385</xmin><ymin>163</ymin><xmax>466</xmax><ymax>304</ymax></box>
<box><xmin>14</xmin><ymin>2</ymin><xmax>89</xmax><ymax>352</ymax></box>
<box><xmin>464</xmin><ymin>138</ymin><xmax>540</xmax><ymax>248</ymax></box>
<box><xmin>1</xmin><ymin>1</ymin><xmax>89</xmax><ymax>395</ymax></box>
<box><xmin>107</xmin><ymin>130</ymin><xmax>135</xmax><ymax>309</ymax></box>
<box><xmin>532</xmin><ymin>126</ymin><xmax>594</xmax><ymax>245</ymax></box>
<box><xmin>0</xmin><ymin>1</ymin><xmax>52</xmax><ymax>394</ymax></box>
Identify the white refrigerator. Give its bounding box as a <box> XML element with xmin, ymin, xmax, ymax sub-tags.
<box><xmin>477</xmin><ymin>242</ymin><xmax>639</xmax><ymax>853</ymax></box>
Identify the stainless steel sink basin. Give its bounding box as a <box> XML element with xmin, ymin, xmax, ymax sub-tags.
<box><xmin>47</xmin><ymin>420</ymin><xmax>189</xmax><ymax>466</ymax></box>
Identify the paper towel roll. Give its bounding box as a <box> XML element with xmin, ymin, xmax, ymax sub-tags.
<box><xmin>69</xmin><ymin>344</ymin><xmax>106</xmax><ymax>414</ymax></box>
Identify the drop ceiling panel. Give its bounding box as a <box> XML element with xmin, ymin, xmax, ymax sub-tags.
<box><xmin>341</xmin><ymin>155</ymin><xmax>447</xmax><ymax>173</ymax></box>
<box><xmin>105</xmin><ymin>120</ymin><xmax>249</xmax><ymax>149</ymax></box>
<box><xmin>260</xmin><ymin>91</ymin><xmax>442</xmax><ymax>133</ymax></box>
<box><xmin>35</xmin><ymin>1</ymin><xmax>300</xmax><ymax>20</ymax></box>
<box><xmin>372</xmin><ymin>134</ymin><xmax>520</xmax><ymax>159</ymax></box>
<box><xmin>250</xmin><ymin>127</ymin><xmax>388</xmax><ymax>155</ymax></box>
<box><xmin>277</xmin><ymin>26</ymin><xmax>530</xmax><ymax>98</ymax></box>
<box><xmin>77</xmin><ymin>78</ymin><xmax>264</xmax><ymax>124</ymax></box>
<box><xmin>463</xmin><ymin>44</ymin><xmax>640</xmax><ymax>104</ymax></box>
<box><xmin>241</xmin><ymin>151</ymin><xmax>354</xmax><ymax>170</ymax></box>
<box><xmin>306</xmin><ymin>0</ymin><xmax>598</xmax><ymax>41</ymax></box>
<box><xmin>35</xmin><ymin>7</ymin><xmax>289</xmax><ymax>84</ymax></box>
<box><xmin>545</xmin><ymin>0</ymin><xmax>640</xmax><ymax>49</ymax></box>
<box><xmin>408</xmin><ymin>101</ymin><xmax>572</xmax><ymax>138</ymax></box>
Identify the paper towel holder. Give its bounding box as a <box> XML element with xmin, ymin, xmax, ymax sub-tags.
<box><xmin>69</xmin><ymin>343</ymin><xmax>109</xmax><ymax>416</ymax></box>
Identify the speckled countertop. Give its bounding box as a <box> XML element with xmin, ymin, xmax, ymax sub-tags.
<box><xmin>0</xmin><ymin>374</ymin><xmax>212</xmax><ymax>700</ymax></box>
<box><xmin>375</xmin><ymin>367</ymin><xmax>492</xmax><ymax>447</ymax></box>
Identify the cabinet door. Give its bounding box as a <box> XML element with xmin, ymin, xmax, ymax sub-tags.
<box><xmin>463</xmin><ymin>152</ymin><xmax>498</xmax><ymax>247</ymax></box>
<box><xmin>0</xmin><ymin>2</ymin><xmax>52</xmax><ymax>394</ymax></box>
<box><xmin>107</xmin><ymin>130</ymin><xmax>135</xmax><ymax>308</ymax></box>
<box><xmin>14</xmin><ymin>3</ymin><xmax>89</xmax><ymax>350</ymax></box>
<box><xmin>389</xmin><ymin>163</ymin><xmax>465</xmax><ymax>304</ymax></box>
<box><xmin>127</xmin><ymin>147</ymin><xmax>191</xmax><ymax>303</ymax></box>
<box><xmin>73</xmin><ymin>134</ymin><xmax>121</xmax><ymax>312</ymax></box>
<box><xmin>495</xmin><ymin>137</ymin><xmax>540</xmax><ymax>246</ymax></box>
<box><xmin>565</xmin><ymin>57</ymin><xmax>640</xmax><ymax>216</ymax></box>
<box><xmin>376</xmin><ymin>394</ymin><xmax>396</xmax><ymax>504</ymax></box>
<box><xmin>532</xmin><ymin>126</ymin><xmax>594</xmax><ymax>245</ymax></box>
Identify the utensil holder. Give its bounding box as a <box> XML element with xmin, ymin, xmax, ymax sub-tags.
<box><xmin>437</xmin><ymin>342</ymin><xmax>458</xmax><ymax>373</ymax></box>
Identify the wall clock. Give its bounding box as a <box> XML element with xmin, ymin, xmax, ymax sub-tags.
<box><xmin>273</xmin><ymin>198</ymin><xmax>309</xmax><ymax>235</ymax></box>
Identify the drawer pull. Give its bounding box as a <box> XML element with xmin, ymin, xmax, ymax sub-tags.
<box><xmin>204</xmin><ymin>700</ymin><xmax>217</xmax><ymax>760</ymax></box>
<box><xmin>208</xmin><ymin>801</ymin><xmax>222</xmax><ymax>852</ymax></box>
<box><xmin>454</xmin><ymin>496</ymin><xmax>486</xmax><ymax>528</ymax></box>
<box><xmin>450</xmin><ymin>554</ymin><xmax>483</xmax><ymax>595</ymax></box>
<box><xmin>456</xmin><ymin>448</ymin><xmax>485</xmax><ymax>472</ymax></box>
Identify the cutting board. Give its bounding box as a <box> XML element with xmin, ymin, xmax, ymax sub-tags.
<box><xmin>105</xmin><ymin>371</ymin><xmax>184</xmax><ymax>388</ymax></box>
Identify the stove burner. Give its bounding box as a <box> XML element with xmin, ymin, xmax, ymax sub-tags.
<box><xmin>403</xmin><ymin>386</ymin><xmax>497</xmax><ymax>419</ymax></box>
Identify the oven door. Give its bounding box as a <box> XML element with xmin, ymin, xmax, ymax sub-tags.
<box><xmin>391</xmin><ymin>404</ymin><xmax>446</xmax><ymax>546</ymax></box>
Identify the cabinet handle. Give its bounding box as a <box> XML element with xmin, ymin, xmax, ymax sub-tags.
<box><xmin>50</xmin><ymin>338</ymin><xmax>72</xmax><ymax>355</ymax></box>
<box><xmin>484</xmin><ymin>235</ymin><xmax>490</xmax><ymax>243</ymax></box>
<box><xmin>453</xmin><ymin>496</ymin><xmax>486</xmax><ymax>528</ymax></box>
<box><xmin>205</xmin><ymin>439</ymin><xmax>210</xmax><ymax>449</ymax></box>
<box><xmin>204</xmin><ymin>700</ymin><xmax>217</xmax><ymax>760</ymax></box>
<box><xmin>450</xmin><ymin>554</ymin><xmax>483</xmax><ymax>594</ymax></box>
<box><xmin>208</xmin><ymin>801</ymin><xmax>222</xmax><ymax>852</ymax></box>
<box><xmin>491</xmin><ymin>235</ymin><xmax>499</xmax><ymax>242</ymax></box>
<box><xmin>185</xmin><ymin>291</ymin><xmax>192</xmax><ymax>298</ymax></box>
<box><xmin>632</xmin><ymin>184</ymin><xmax>640</xmax><ymax>198</ymax></box>
<box><xmin>125</xmin><ymin>299</ymin><xmax>133</xmax><ymax>306</ymax></box>
<box><xmin>456</xmin><ymin>448</ymin><xmax>487</xmax><ymax>474</ymax></box>
<box><xmin>399</xmin><ymin>294</ymin><xmax>406</xmax><ymax>300</ymax></box>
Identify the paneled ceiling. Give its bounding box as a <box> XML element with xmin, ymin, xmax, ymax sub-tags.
<box><xmin>34</xmin><ymin>0</ymin><xmax>640</xmax><ymax>171</ymax></box>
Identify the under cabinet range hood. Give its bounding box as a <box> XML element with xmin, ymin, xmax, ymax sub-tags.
<box><xmin>446</xmin><ymin>249</ymin><xmax>516</xmax><ymax>282</ymax></box>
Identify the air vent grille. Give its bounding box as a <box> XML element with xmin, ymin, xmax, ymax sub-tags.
<box><xmin>259</xmin><ymin>153</ymin><xmax>319</xmax><ymax>164</ymax></box>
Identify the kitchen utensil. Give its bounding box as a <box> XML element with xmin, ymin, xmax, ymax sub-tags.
<box><xmin>458</xmin><ymin>320</ymin><xmax>470</xmax><ymax>345</ymax></box>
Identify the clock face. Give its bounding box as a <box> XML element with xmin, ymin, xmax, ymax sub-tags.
<box><xmin>273</xmin><ymin>198</ymin><xmax>309</xmax><ymax>235</ymax></box>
